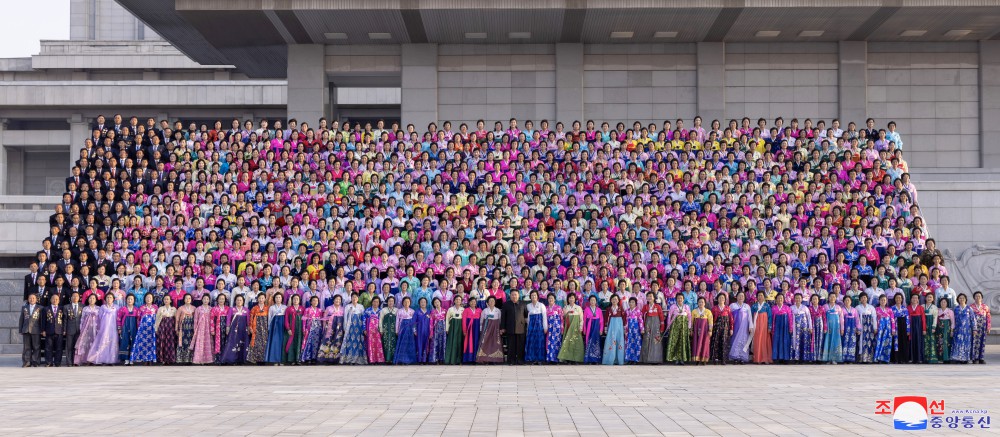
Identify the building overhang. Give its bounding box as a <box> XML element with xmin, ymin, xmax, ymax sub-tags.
<box><xmin>116</xmin><ymin>0</ymin><xmax>1000</xmax><ymax>78</ymax></box>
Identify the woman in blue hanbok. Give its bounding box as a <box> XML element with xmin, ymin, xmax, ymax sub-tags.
<box><xmin>130</xmin><ymin>293</ymin><xmax>158</xmax><ymax>364</ymax></box>
<box><xmin>623</xmin><ymin>297</ymin><xmax>643</xmax><ymax>364</ymax></box>
<box><xmin>524</xmin><ymin>291</ymin><xmax>548</xmax><ymax>363</ymax></box>
<box><xmin>340</xmin><ymin>293</ymin><xmax>367</xmax><ymax>365</ymax></box>
<box><xmin>265</xmin><ymin>293</ymin><xmax>288</xmax><ymax>364</ymax></box>
<box><xmin>602</xmin><ymin>294</ymin><xmax>626</xmax><ymax>365</ymax></box>
<box><xmin>951</xmin><ymin>294</ymin><xmax>974</xmax><ymax>363</ymax></box>
<box><xmin>414</xmin><ymin>297</ymin><xmax>432</xmax><ymax>363</ymax></box>
<box><xmin>790</xmin><ymin>294</ymin><xmax>813</xmax><ymax>362</ymax></box>
<box><xmin>874</xmin><ymin>295</ymin><xmax>896</xmax><ymax>363</ymax></box>
<box><xmin>841</xmin><ymin>295</ymin><xmax>860</xmax><ymax>363</ymax></box>
<box><xmin>394</xmin><ymin>297</ymin><xmax>418</xmax><ymax>364</ymax></box>
<box><xmin>821</xmin><ymin>296</ymin><xmax>844</xmax><ymax>363</ymax></box>
<box><xmin>544</xmin><ymin>294</ymin><xmax>563</xmax><ymax>363</ymax></box>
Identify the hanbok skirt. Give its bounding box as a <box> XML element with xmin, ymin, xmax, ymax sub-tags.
<box><xmin>951</xmin><ymin>319</ymin><xmax>972</xmax><ymax>362</ymax></box>
<box><xmin>771</xmin><ymin>314</ymin><xmax>791</xmax><ymax>361</ymax></box>
<box><xmin>972</xmin><ymin>313</ymin><xmax>988</xmax><ymax>361</ymax></box>
<box><xmin>367</xmin><ymin>317</ymin><xmax>386</xmax><ymax>364</ymax></box>
<box><xmin>340</xmin><ymin>315</ymin><xmax>367</xmax><ymax>365</ymax></box>
<box><xmin>710</xmin><ymin>315</ymin><xmax>731</xmax><ymax>364</ymax></box>
<box><xmin>842</xmin><ymin>317</ymin><xmax>858</xmax><ymax>363</ymax></box>
<box><xmin>665</xmin><ymin>316</ymin><xmax>691</xmax><ymax>363</ymax></box>
<box><xmin>858</xmin><ymin>314</ymin><xmax>876</xmax><ymax>363</ymax></box>
<box><xmin>265</xmin><ymin>315</ymin><xmax>286</xmax><ymax>363</ymax></box>
<box><xmin>545</xmin><ymin>315</ymin><xmax>563</xmax><ymax>363</ymax></box>
<box><xmin>874</xmin><ymin>317</ymin><xmax>895</xmax><ymax>363</ymax></box>
<box><xmin>130</xmin><ymin>314</ymin><xmax>157</xmax><ymax>363</ymax></box>
<box><xmin>728</xmin><ymin>326</ymin><xmax>751</xmax><ymax>363</ymax></box>
<box><xmin>790</xmin><ymin>314</ymin><xmax>812</xmax><ymax>361</ymax></box>
<box><xmin>821</xmin><ymin>314</ymin><xmax>843</xmax><ymax>362</ymax></box>
<box><xmin>395</xmin><ymin>318</ymin><xmax>418</xmax><ymax>364</ymax></box>
<box><xmin>892</xmin><ymin>316</ymin><xmax>910</xmax><ymax>364</ymax></box>
<box><xmin>444</xmin><ymin>320</ymin><xmax>463</xmax><ymax>364</ymax></box>
<box><xmin>937</xmin><ymin>319</ymin><xmax>952</xmax><ymax>362</ymax></box>
<box><xmin>176</xmin><ymin>317</ymin><xmax>195</xmax><ymax>364</ymax></box>
<box><xmin>691</xmin><ymin>317</ymin><xmax>711</xmax><ymax>362</ymax></box>
<box><xmin>907</xmin><ymin>315</ymin><xmax>924</xmax><ymax>363</ymax></box>
<box><xmin>318</xmin><ymin>316</ymin><xmax>345</xmax><ymax>364</ymax></box>
<box><xmin>300</xmin><ymin>318</ymin><xmax>324</xmax><ymax>362</ymax></box>
<box><xmin>220</xmin><ymin>315</ymin><xmax>249</xmax><ymax>364</ymax></box>
<box><xmin>583</xmin><ymin>320</ymin><xmax>603</xmax><ymax>363</ymax></box>
<box><xmin>415</xmin><ymin>316</ymin><xmax>430</xmax><ymax>363</ymax></box>
<box><xmin>641</xmin><ymin>315</ymin><xmax>663</xmax><ymax>363</ymax></box>
<box><xmin>602</xmin><ymin>317</ymin><xmax>625</xmax><ymax>365</ymax></box>
<box><xmin>285</xmin><ymin>316</ymin><xmax>304</xmax><ymax>363</ymax></box>
<box><xmin>624</xmin><ymin>318</ymin><xmax>642</xmax><ymax>363</ymax></box>
<box><xmin>923</xmin><ymin>315</ymin><xmax>939</xmax><ymax>363</ymax></box>
<box><xmin>381</xmin><ymin>314</ymin><xmax>397</xmax><ymax>363</ymax></box>
<box><xmin>462</xmin><ymin>319</ymin><xmax>480</xmax><ymax>363</ymax></box>
<box><xmin>118</xmin><ymin>316</ymin><xmax>138</xmax><ymax>362</ymax></box>
<box><xmin>156</xmin><ymin>316</ymin><xmax>176</xmax><ymax>364</ymax></box>
<box><xmin>752</xmin><ymin>312</ymin><xmax>772</xmax><ymax>364</ymax></box>
<box><xmin>74</xmin><ymin>316</ymin><xmax>97</xmax><ymax>365</ymax></box>
<box><xmin>557</xmin><ymin>315</ymin><xmax>584</xmax><ymax>363</ymax></box>
<box><xmin>811</xmin><ymin>317</ymin><xmax>825</xmax><ymax>362</ymax></box>
<box><xmin>88</xmin><ymin>315</ymin><xmax>119</xmax><ymax>365</ymax></box>
<box><xmin>429</xmin><ymin>320</ymin><xmax>446</xmax><ymax>363</ymax></box>
<box><xmin>247</xmin><ymin>316</ymin><xmax>268</xmax><ymax>364</ymax></box>
<box><xmin>525</xmin><ymin>313</ymin><xmax>546</xmax><ymax>362</ymax></box>
<box><xmin>476</xmin><ymin>318</ymin><xmax>504</xmax><ymax>363</ymax></box>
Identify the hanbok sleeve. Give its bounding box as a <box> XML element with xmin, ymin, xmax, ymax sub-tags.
<box><xmin>116</xmin><ymin>307</ymin><xmax>126</xmax><ymax>328</ymax></box>
<box><xmin>838</xmin><ymin>307</ymin><xmax>845</xmax><ymax>333</ymax></box>
<box><xmin>542</xmin><ymin>307</ymin><xmax>548</xmax><ymax>332</ymax></box>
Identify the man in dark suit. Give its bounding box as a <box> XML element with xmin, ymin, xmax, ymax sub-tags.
<box><xmin>62</xmin><ymin>292</ymin><xmax>83</xmax><ymax>366</ymax></box>
<box><xmin>23</xmin><ymin>261</ymin><xmax>39</xmax><ymax>300</ymax></box>
<box><xmin>92</xmin><ymin>114</ymin><xmax>107</xmax><ymax>133</ymax></box>
<box><xmin>41</xmin><ymin>294</ymin><xmax>64</xmax><ymax>367</ymax></box>
<box><xmin>19</xmin><ymin>294</ymin><xmax>43</xmax><ymax>367</ymax></box>
<box><xmin>24</xmin><ymin>275</ymin><xmax>47</xmax><ymax>302</ymax></box>
<box><xmin>500</xmin><ymin>290</ymin><xmax>527</xmax><ymax>365</ymax></box>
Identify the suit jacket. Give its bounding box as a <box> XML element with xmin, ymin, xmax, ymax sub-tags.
<box><xmin>500</xmin><ymin>300</ymin><xmax>527</xmax><ymax>334</ymax></box>
<box><xmin>62</xmin><ymin>303</ymin><xmax>83</xmax><ymax>336</ymax></box>
<box><xmin>19</xmin><ymin>304</ymin><xmax>43</xmax><ymax>335</ymax></box>
<box><xmin>41</xmin><ymin>305</ymin><xmax>64</xmax><ymax>336</ymax></box>
<box><xmin>23</xmin><ymin>272</ymin><xmax>38</xmax><ymax>295</ymax></box>
<box><xmin>24</xmin><ymin>284</ymin><xmax>44</xmax><ymax>302</ymax></box>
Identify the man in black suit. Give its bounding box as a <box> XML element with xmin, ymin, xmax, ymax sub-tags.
<box><xmin>24</xmin><ymin>275</ymin><xmax>46</xmax><ymax>302</ymax></box>
<box><xmin>500</xmin><ymin>290</ymin><xmax>527</xmax><ymax>365</ymax></box>
<box><xmin>62</xmin><ymin>292</ymin><xmax>83</xmax><ymax>366</ymax></box>
<box><xmin>92</xmin><ymin>114</ymin><xmax>107</xmax><ymax>133</ymax></box>
<box><xmin>41</xmin><ymin>294</ymin><xmax>64</xmax><ymax>367</ymax></box>
<box><xmin>66</xmin><ymin>166</ymin><xmax>83</xmax><ymax>192</ymax></box>
<box><xmin>19</xmin><ymin>294</ymin><xmax>43</xmax><ymax>367</ymax></box>
<box><xmin>23</xmin><ymin>261</ymin><xmax>39</xmax><ymax>300</ymax></box>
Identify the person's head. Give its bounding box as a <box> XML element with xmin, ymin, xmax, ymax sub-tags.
<box><xmin>794</xmin><ymin>293</ymin><xmax>803</xmax><ymax>305</ymax></box>
<box><xmin>273</xmin><ymin>292</ymin><xmax>284</xmax><ymax>305</ymax></box>
<box><xmin>676</xmin><ymin>293</ymin><xmax>685</xmax><ymax>307</ymax></box>
<box><xmin>529</xmin><ymin>290</ymin><xmax>539</xmax><ymax>303</ymax></box>
<box><xmin>452</xmin><ymin>295</ymin><xmax>462</xmax><ymax>308</ymax></box>
<box><xmin>432</xmin><ymin>297</ymin><xmax>442</xmax><ymax>309</ymax></box>
<box><xmin>486</xmin><ymin>296</ymin><xmax>496</xmax><ymax>308</ymax></box>
<box><xmin>467</xmin><ymin>296</ymin><xmax>477</xmax><ymax>308</ymax></box>
<box><xmin>310</xmin><ymin>296</ymin><xmax>320</xmax><ymax>307</ymax></box>
<box><xmin>588</xmin><ymin>295</ymin><xmax>598</xmax><ymax>307</ymax></box>
<box><xmin>893</xmin><ymin>293</ymin><xmax>904</xmax><ymax>306</ymax></box>
<box><xmin>401</xmin><ymin>296</ymin><xmax>411</xmax><ymax>308</ymax></box>
<box><xmin>510</xmin><ymin>290</ymin><xmax>520</xmax><ymax>302</ymax></box>
<box><xmin>696</xmin><ymin>296</ymin><xmax>706</xmax><ymax>308</ymax></box>
<box><xmin>546</xmin><ymin>294</ymin><xmax>555</xmax><ymax>306</ymax></box>
<box><xmin>957</xmin><ymin>293</ymin><xmax>968</xmax><ymax>306</ymax></box>
<box><xmin>201</xmin><ymin>294</ymin><xmax>211</xmax><ymax>306</ymax></box>
<box><xmin>859</xmin><ymin>293</ymin><xmax>868</xmax><ymax>306</ymax></box>
<box><xmin>973</xmin><ymin>290</ymin><xmax>984</xmax><ymax>303</ymax></box>
<box><xmin>628</xmin><ymin>297</ymin><xmax>638</xmax><ymax>309</ymax></box>
<box><xmin>105</xmin><ymin>293</ymin><xmax>116</xmax><ymax>306</ymax></box>
<box><xmin>736</xmin><ymin>291</ymin><xmax>745</xmax><ymax>304</ymax></box>
<box><xmin>27</xmin><ymin>293</ymin><xmax>38</xmax><ymax>305</ymax></box>
<box><xmin>567</xmin><ymin>293</ymin><xmax>577</xmax><ymax>306</ymax></box>
<box><xmin>776</xmin><ymin>293</ymin><xmax>785</xmax><ymax>305</ymax></box>
<box><xmin>143</xmin><ymin>293</ymin><xmax>153</xmax><ymax>306</ymax></box>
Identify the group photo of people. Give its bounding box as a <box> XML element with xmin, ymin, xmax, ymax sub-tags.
<box><xmin>18</xmin><ymin>114</ymin><xmax>992</xmax><ymax>368</ymax></box>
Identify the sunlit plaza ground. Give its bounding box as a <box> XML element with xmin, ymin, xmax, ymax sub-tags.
<box><xmin>0</xmin><ymin>347</ymin><xmax>997</xmax><ymax>436</ymax></box>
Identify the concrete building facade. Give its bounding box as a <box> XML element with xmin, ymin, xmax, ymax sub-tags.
<box><xmin>1</xmin><ymin>0</ymin><xmax>1000</xmax><ymax>350</ymax></box>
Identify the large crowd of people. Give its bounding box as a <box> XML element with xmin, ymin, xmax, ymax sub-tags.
<box><xmin>18</xmin><ymin>114</ymin><xmax>992</xmax><ymax>368</ymax></box>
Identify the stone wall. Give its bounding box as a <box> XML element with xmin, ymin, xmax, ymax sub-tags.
<box><xmin>0</xmin><ymin>270</ymin><xmax>24</xmax><ymax>354</ymax></box>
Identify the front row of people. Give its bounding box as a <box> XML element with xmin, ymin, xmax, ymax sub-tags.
<box><xmin>18</xmin><ymin>288</ymin><xmax>990</xmax><ymax>367</ymax></box>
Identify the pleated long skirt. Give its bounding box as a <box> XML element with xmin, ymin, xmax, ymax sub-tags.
<box><xmin>665</xmin><ymin>316</ymin><xmax>691</xmax><ymax>363</ymax></box>
<box><xmin>640</xmin><ymin>315</ymin><xmax>663</xmax><ymax>363</ymax></box>
<box><xmin>752</xmin><ymin>312</ymin><xmax>772</xmax><ymax>364</ymax></box>
<box><xmin>771</xmin><ymin>314</ymin><xmax>791</xmax><ymax>361</ymax></box>
<box><xmin>601</xmin><ymin>317</ymin><xmax>625</xmax><ymax>365</ymax></box>
<box><xmin>156</xmin><ymin>316</ymin><xmax>176</xmax><ymax>364</ymax></box>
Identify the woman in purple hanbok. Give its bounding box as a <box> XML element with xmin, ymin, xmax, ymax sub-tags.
<box><xmin>74</xmin><ymin>294</ymin><xmax>100</xmax><ymax>365</ymax></box>
<box><xmin>87</xmin><ymin>293</ymin><xmax>120</xmax><ymax>365</ymax></box>
<box><xmin>220</xmin><ymin>295</ymin><xmax>250</xmax><ymax>364</ymax></box>
<box><xmin>428</xmin><ymin>298</ymin><xmax>447</xmax><ymax>363</ymax></box>
<box><xmin>727</xmin><ymin>291</ymin><xmax>752</xmax><ymax>363</ymax></box>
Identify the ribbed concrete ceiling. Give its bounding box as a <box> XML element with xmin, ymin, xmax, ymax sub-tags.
<box><xmin>116</xmin><ymin>0</ymin><xmax>1000</xmax><ymax>78</ymax></box>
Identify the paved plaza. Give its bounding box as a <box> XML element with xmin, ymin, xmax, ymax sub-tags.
<box><xmin>0</xmin><ymin>348</ymin><xmax>997</xmax><ymax>436</ymax></box>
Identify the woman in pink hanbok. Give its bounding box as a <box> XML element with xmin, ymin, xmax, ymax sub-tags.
<box><xmin>191</xmin><ymin>294</ymin><xmax>214</xmax><ymax>364</ymax></box>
